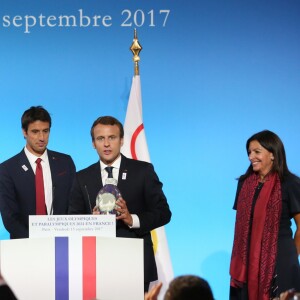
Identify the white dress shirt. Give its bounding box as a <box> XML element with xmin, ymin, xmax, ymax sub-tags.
<box><xmin>99</xmin><ymin>155</ymin><xmax>140</xmax><ymax>228</ymax></box>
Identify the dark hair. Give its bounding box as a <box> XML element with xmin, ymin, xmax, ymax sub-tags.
<box><xmin>21</xmin><ymin>106</ymin><xmax>51</xmax><ymax>132</ymax></box>
<box><xmin>164</xmin><ymin>275</ymin><xmax>214</xmax><ymax>300</ymax></box>
<box><xmin>90</xmin><ymin>116</ymin><xmax>124</xmax><ymax>141</ymax></box>
<box><xmin>241</xmin><ymin>130</ymin><xmax>290</xmax><ymax>181</ymax></box>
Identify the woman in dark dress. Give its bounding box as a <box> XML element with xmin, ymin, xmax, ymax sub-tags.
<box><xmin>229</xmin><ymin>130</ymin><xmax>300</xmax><ymax>300</ymax></box>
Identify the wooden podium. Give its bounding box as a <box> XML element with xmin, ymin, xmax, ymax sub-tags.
<box><xmin>0</xmin><ymin>216</ymin><xmax>144</xmax><ymax>300</ymax></box>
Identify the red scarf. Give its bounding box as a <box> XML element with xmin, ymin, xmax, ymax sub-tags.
<box><xmin>230</xmin><ymin>172</ymin><xmax>282</xmax><ymax>300</ymax></box>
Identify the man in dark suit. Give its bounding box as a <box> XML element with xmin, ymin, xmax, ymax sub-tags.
<box><xmin>69</xmin><ymin>116</ymin><xmax>171</xmax><ymax>293</ymax></box>
<box><xmin>0</xmin><ymin>106</ymin><xmax>76</xmax><ymax>239</ymax></box>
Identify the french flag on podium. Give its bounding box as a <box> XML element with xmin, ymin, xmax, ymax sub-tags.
<box><xmin>56</xmin><ymin>236</ymin><xmax>97</xmax><ymax>300</ymax></box>
<box><xmin>0</xmin><ymin>236</ymin><xmax>143</xmax><ymax>300</ymax></box>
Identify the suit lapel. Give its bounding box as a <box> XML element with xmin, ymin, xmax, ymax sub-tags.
<box><xmin>118</xmin><ymin>155</ymin><xmax>129</xmax><ymax>193</ymax></box>
<box><xmin>87</xmin><ymin>163</ymin><xmax>103</xmax><ymax>202</ymax></box>
<box><xmin>18</xmin><ymin>149</ymin><xmax>35</xmax><ymax>176</ymax></box>
<box><xmin>17</xmin><ymin>150</ymin><xmax>36</xmax><ymax>213</ymax></box>
<box><xmin>48</xmin><ymin>150</ymin><xmax>58</xmax><ymax>186</ymax></box>
<box><xmin>93</xmin><ymin>162</ymin><xmax>103</xmax><ymax>189</ymax></box>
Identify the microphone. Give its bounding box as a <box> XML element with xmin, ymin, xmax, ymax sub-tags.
<box><xmin>50</xmin><ymin>185</ymin><xmax>55</xmax><ymax>215</ymax></box>
<box><xmin>84</xmin><ymin>185</ymin><xmax>93</xmax><ymax>214</ymax></box>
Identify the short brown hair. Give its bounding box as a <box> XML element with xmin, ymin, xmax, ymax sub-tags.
<box><xmin>90</xmin><ymin>116</ymin><xmax>124</xmax><ymax>141</ymax></box>
<box><xmin>21</xmin><ymin>106</ymin><xmax>51</xmax><ymax>132</ymax></box>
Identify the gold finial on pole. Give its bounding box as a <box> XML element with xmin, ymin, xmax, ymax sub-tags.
<box><xmin>130</xmin><ymin>29</ymin><xmax>142</xmax><ymax>76</ymax></box>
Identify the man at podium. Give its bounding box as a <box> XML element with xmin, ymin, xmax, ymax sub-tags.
<box><xmin>69</xmin><ymin>116</ymin><xmax>172</xmax><ymax>293</ymax></box>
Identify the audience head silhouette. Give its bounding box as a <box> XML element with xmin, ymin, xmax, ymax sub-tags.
<box><xmin>164</xmin><ymin>275</ymin><xmax>214</xmax><ymax>300</ymax></box>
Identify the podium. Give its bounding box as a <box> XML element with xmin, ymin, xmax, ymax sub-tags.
<box><xmin>0</xmin><ymin>216</ymin><xmax>144</xmax><ymax>300</ymax></box>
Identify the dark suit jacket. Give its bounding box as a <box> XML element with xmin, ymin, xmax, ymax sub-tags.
<box><xmin>0</xmin><ymin>284</ymin><xmax>18</xmax><ymax>300</ymax></box>
<box><xmin>0</xmin><ymin>149</ymin><xmax>76</xmax><ymax>239</ymax></box>
<box><xmin>69</xmin><ymin>154</ymin><xmax>171</xmax><ymax>283</ymax></box>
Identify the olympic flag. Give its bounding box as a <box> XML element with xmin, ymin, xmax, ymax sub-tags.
<box><xmin>122</xmin><ymin>75</ymin><xmax>173</xmax><ymax>298</ymax></box>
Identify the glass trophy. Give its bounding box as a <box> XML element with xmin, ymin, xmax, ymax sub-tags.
<box><xmin>96</xmin><ymin>178</ymin><xmax>121</xmax><ymax>215</ymax></box>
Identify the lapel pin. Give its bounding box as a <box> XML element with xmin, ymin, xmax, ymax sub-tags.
<box><xmin>22</xmin><ymin>165</ymin><xmax>28</xmax><ymax>172</ymax></box>
<box><xmin>122</xmin><ymin>172</ymin><xmax>127</xmax><ymax>180</ymax></box>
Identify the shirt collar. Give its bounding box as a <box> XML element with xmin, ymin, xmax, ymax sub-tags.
<box><xmin>99</xmin><ymin>154</ymin><xmax>121</xmax><ymax>172</ymax></box>
<box><xmin>24</xmin><ymin>146</ymin><xmax>48</xmax><ymax>164</ymax></box>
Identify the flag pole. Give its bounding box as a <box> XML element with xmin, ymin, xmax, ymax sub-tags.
<box><xmin>125</xmin><ymin>30</ymin><xmax>174</xmax><ymax>299</ymax></box>
<box><xmin>130</xmin><ymin>29</ymin><xmax>142</xmax><ymax>76</ymax></box>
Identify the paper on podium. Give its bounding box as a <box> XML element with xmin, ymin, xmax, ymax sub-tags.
<box><xmin>29</xmin><ymin>214</ymin><xmax>116</xmax><ymax>238</ymax></box>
